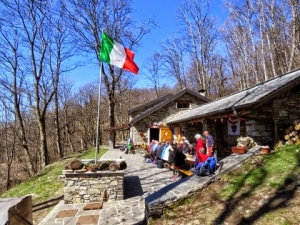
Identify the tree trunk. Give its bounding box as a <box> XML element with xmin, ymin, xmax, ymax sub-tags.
<box><xmin>258</xmin><ymin>0</ymin><xmax>268</xmax><ymax>81</ymax></box>
<box><xmin>288</xmin><ymin>0</ymin><xmax>298</xmax><ymax>71</ymax></box>
<box><xmin>54</xmin><ymin>92</ymin><xmax>63</xmax><ymax>158</ymax></box>
<box><xmin>108</xmin><ymin>93</ymin><xmax>116</xmax><ymax>148</ymax></box>
<box><xmin>38</xmin><ymin>117</ymin><xmax>50</xmax><ymax>167</ymax></box>
<box><xmin>66</xmin><ymin>125</ymin><xmax>75</xmax><ymax>153</ymax></box>
<box><xmin>15</xmin><ymin>99</ymin><xmax>36</xmax><ymax>177</ymax></box>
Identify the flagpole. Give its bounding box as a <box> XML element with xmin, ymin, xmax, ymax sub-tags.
<box><xmin>95</xmin><ymin>61</ymin><xmax>103</xmax><ymax>164</ymax></box>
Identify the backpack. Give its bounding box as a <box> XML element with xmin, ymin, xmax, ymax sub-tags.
<box><xmin>157</xmin><ymin>159</ymin><xmax>164</xmax><ymax>168</ymax></box>
<box><xmin>196</xmin><ymin>157</ymin><xmax>216</xmax><ymax>176</ymax></box>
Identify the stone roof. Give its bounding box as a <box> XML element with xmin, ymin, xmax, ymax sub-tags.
<box><xmin>129</xmin><ymin>88</ymin><xmax>211</xmax><ymax>125</ymax></box>
<box><xmin>128</xmin><ymin>94</ymin><xmax>172</xmax><ymax>114</ymax></box>
<box><xmin>167</xmin><ymin>69</ymin><xmax>300</xmax><ymax>124</ymax></box>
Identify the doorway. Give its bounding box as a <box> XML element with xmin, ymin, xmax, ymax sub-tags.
<box><xmin>149</xmin><ymin>128</ymin><xmax>159</xmax><ymax>142</ymax></box>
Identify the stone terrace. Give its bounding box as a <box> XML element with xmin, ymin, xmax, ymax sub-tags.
<box><xmin>39</xmin><ymin>146</ymin><xmax>261</xmax><ymax>225</ymax></box>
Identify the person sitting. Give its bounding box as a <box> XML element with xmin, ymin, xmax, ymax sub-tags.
<box><xmin>156</xmin><ymin>141</ymin><xmax>165</xmax><ymax>162</ymax></box>
<box><xmin>150</xmin><ymin>140</ymin><xmax>160</xmax><ymax>163</ymax></box>
<box><xmin>146</xmin><ymin>139</ymin><xmax>154</xmax><ymax>153</ymax></box>
<box><xmin>189</xmin><ymin>144</ymin><xmax>196</xmax><ymax>155</ymax></box>
<box><xmin>168</xmin><ymin>143</ymin><xmax>175</xmax><ymax>165</ymax></box>
<box><xmin>172</xmin><ymin>144</ymin><xmax>190</xmax><ymax>180</ymax></box>
<box><xmin>161</xmin><ymin>141</ymin><xmax>171</xmax><ymax>162</ymax></box>
<box><xmin>181</xmin><ymin>142</ymin><xmax>190</xmax><ymax>154</ymax></box>
<box><xmin>181</xmin><ymin>136</ymin><xmax>190</xmax><ymax>145</ymax></box>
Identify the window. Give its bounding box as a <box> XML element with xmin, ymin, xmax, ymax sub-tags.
<box><xmin>176</xmin><ymin>102</ymin><xmax>190</xmax><ymax>109</ymax></box>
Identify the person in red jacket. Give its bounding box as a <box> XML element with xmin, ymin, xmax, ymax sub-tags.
<box><xmin>194</xmin><ymin>134</ymin><xmax>209</xmax><ymax>168</ymax></box>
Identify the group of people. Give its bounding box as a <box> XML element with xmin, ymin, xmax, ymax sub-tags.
<box><xmin>144</xmin><ymin>130</ymin><xmax>215</xmax><ymax>180</ymax></box>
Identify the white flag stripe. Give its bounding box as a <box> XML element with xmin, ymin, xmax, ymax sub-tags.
<box><xmin>110</xmin><ymin>40</ymin><xmax>126</xmax><ymax>68</ymax></box>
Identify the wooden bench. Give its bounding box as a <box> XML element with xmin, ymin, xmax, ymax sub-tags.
<box><xmin>167</xmin><ymin>163</ymin><xmax>194</xmax><ymax>177</ymax></box>
<box><xmin>177</xmin><ymin>168</ymin><xmax>194</xmax><ymax>176</ymax></box>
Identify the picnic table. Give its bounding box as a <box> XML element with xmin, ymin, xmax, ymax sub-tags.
<box><xmin>184</xmin><ymin>154</ymin><xmax>196</xmax><ymax>168</ymax></box>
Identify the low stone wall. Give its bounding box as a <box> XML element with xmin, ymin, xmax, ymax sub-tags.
<box><xmin>64</xmin><ymin>170</ymin><xmax>124</xmax><ymax>204</ymax></box>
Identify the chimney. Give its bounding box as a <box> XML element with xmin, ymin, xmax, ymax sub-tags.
<box><xmin>198</xmin><ymin>88</ymin><xmax>206</xmax><ymax>96</ymax></box>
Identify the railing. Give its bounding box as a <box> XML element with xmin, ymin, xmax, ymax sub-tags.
<box><xmin>32</xmin><ymin>195</ymin><xmax>63</xmax><ymax>212</ymax></box>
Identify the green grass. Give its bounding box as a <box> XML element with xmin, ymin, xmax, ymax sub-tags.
<box><xmin>220</xmin><ymin>145</ymin><xmax>300</xmax><ymax>200</ymax></box>
<box><xmin>150</xmin><ymin>144</ymin><xmax>300</xmax><ymax>224</ymax></box>
<box><xmin>0</xmin><ymin>147</ymin><xmax>108</xmax><ymax>203</ymax></box>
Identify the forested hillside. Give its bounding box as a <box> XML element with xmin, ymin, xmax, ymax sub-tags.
<box><xmin>0</xmin><ymin>0</ymin><xmax>299</xmax><ymax>194</ymax></box>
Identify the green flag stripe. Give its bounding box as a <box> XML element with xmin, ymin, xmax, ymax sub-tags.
<box><xmin>100</xmin><ymin>32</ymin><xmax>114</xmax><ymax>63</ymax></box>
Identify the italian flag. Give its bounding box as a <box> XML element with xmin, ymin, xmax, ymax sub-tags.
<box><xmin>100</xmin><ymin>31</ymin><xmax>139</xmax><ymax>74</ymax></box>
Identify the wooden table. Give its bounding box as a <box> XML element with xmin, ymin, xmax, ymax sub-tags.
<box><xmin>185</xmin><ymin>156</ymin><xmax>195</xmax><ymax>168</ymax></box>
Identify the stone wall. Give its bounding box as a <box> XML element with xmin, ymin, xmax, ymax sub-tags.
<box><xmin>212</xmin><ymin>86</ymin><xmax>300</xmax><ymax>150</ymax></box>
<box><xmin>64</xmin><ymin>171</ymin><xmax>124</xmax><ymax>204</ymax></box>
<box><xmin>179</xmin><ymin>122</ymin><xmax>203</xmax><ymax>144</ymax></box>
<box><xmin>131</xmin><ymin>93</ymin><xmax>207</xmax><ymax>143</ymax></box>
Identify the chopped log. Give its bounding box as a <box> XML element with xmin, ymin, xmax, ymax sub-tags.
<box><xmin>69</xmin><ymin>160</ymin><xmax>84</xmax><ymax>170</ymax></box>
<box><xmin>295</xmin><ymin>124</ymin><xmax>300</xmax><ymax>130</ymax></box>
<box><xmin>289</xmin><ymin>125</ymin><xmax>294</xmax><ymax>132</ymax></box>
<box><xmin>99</xmin><ymin>162</ymin><xmax>109</xmax><ymax>171</ymax></box>
<box><xmin>292</xmin><ymin>130</ymin><xmax>298</xmax><ymax>136</ymax></box>
<box><xmin>89</xmin><ymin>164</ymin><xmax>98</xmax><ymax>172</ymax></box>
<box><xmin>284</xmin><ymin>135</ymin><xmax>290</xmax><ymax>140</ymax></box>
<box><xmin>109</xmin><ymin>162</ymin><xmax>119</xmax><ymax>171</ymax></box>
<box><xmin>285</xmin><ymin>128</ymin><xmax>290</xmax><ymax>134</ymax></box>
<box><xmin>293</xmin><ymin>120</ymin><xmax>299</xmax><ymax>126</ymax></box>
<box><xmin>119</xmin><ymin>161</ymin><xmax>127</xmax><ymax>170</ymax></box>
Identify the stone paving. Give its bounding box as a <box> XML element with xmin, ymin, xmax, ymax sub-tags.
<box><xmin>39</xmin><ymin>146</ymin><xmax>261</xmax><ymax>225</ymax></box>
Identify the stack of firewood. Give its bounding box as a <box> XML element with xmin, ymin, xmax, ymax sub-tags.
<box><xmin>283</xmin><ymin>120</ymin><xmax>300</xmax><ymax>145</ymax></box>
<box><xmin>236</xmin><ymin>136</ymin><xmax>257</xmax><ymax>149</ymax></box>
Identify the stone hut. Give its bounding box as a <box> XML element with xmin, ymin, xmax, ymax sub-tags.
<box><xmin>166</xmin><ymin>69</ymin><xmax>300</xmax><ymax>157</ymax></box>
<box><xmin>128</xmin><ymin>88</ymin><xmax>210</xmax><ymax>145</ymax></box>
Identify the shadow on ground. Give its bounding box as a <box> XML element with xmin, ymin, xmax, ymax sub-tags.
<box><xmin>124</xmin><ymin>176</ymin><xmax>143</xmax><ymax>199</ymax></box>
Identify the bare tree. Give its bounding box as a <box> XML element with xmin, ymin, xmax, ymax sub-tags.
<box><xmin>161</xmin><ymin>36</ymin><xmax>188</xmax><ymax>90</ymax></box>
<box><xmin>142</xmin><ymin>52</ymin><xmax>164</xmax><ymax>97</ymax></box>
<box><xmin>65</xmin><ymin>0</ymin><xmax>153</xmax><ymax>147</ymax></box>
<box><xmin>224</xmin><ymin>0</ymin><xmax>300</xmax><ymax>87</ymax></box>
<box><xmin>48</xmin><ymin>1</ymin><xmax>76</xmax><ymax>159</ymax></box>
<box><xmin>0</xmin><ymin>102</ymin><xmax>17</xmax><ymax>190</ymax></box>
<box><xmin>177</xmin><ymin>0</ymin><xmax>218</xmax><ymax>92</ymax></box>
<box><xmin>0</xmin><ymin>0</ymin><xmax>36</xmax><ymax>176</ymax></box>
<box><xmin>59</xmin><ymin>77</ymin><xmax>76</xmax><ymax>154</ymax></box>
<box><xmin>0</xmin><ymin>0</ymin><xmax>76</xmax><ymax>170</ymax></box>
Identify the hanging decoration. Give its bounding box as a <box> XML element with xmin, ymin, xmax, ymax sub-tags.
<box><xmin>149</xmin><ymin>121</ymin><xmax>167</xmax><ymax>128</ymax></box>
<box><xmin>228</xmin><ymin>116</ymin><xmax>240</xmax><ymax>135</ymax></box>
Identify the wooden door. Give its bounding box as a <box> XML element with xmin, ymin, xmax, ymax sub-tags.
<box><xmin>160</xmin><ymin>127</ymin><xmax>172</xmax><ymax>142</ymax></box>
<box><xmin>173</xmin><ymin>127</ymin><xmax>182</xmax><ymax>141</ymax></box>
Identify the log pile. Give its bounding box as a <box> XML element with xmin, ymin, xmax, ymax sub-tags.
<box><xmin>65</xmin><ymin>160</ymin><xmax>127</xmax><ymax>172</ymax></box>
<box><xmin>283</xmin><ymin>120</ymin><xmax>300</xmax><ymax>145</ymax></box>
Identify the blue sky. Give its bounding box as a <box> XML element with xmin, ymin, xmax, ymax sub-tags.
<box><xmin>69</xmin><ymin>0</ymin><xmax>227</xmax><ymax>88</ymax></box>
